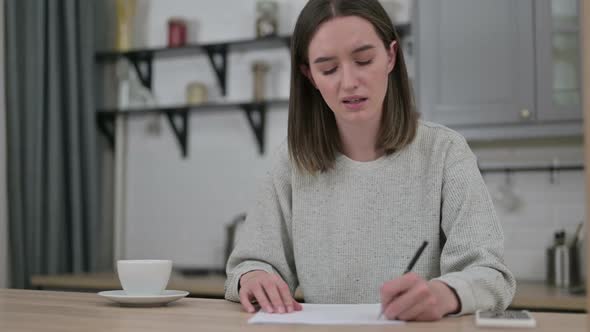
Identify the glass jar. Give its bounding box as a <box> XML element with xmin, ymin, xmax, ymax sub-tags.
<box><xmin>168</xmin><ymin>17</ymin><xmax>187</xmax><ymax>48</ymax></box>
<box><xmin>256</xmin><ymin>0</ymin><xmax>278</xmax><ymax>38</ymax></box>
<box><xmin>115</xmin><ymin>0</ymin><xmax>137</xmax><ymax>51</ymax></box>
<box><xmin>252</xmin><ymin>61</ymin><xmax>270</xmax><ymax>101</ymax></box>
<box><xmin>186</xmin><ymin>82</ymin><xmax>208</xmax><ymax>105</ymax></box>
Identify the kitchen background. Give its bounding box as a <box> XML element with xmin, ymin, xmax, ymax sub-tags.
<box><xmin>103</xmin><ymin>0</ymin><xmax>585</xmax><ymax>282</ymax></box>
<box><xmin>0</xmin><ymin>0</ymin><xmax>585</xmax><ymax>289</ymax></box>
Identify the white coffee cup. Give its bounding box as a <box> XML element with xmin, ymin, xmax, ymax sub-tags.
<box><xmin>117</xmin><ymin>260</ymin><xmax>172</xmax><ymax>295</ymax></box>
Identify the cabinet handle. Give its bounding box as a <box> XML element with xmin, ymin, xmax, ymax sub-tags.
<box><xmin>519</xmin><ymin>109</ymin><xmax>531</xmax><ymax>119</ymax></box>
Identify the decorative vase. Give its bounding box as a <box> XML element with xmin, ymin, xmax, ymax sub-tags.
<box><xmin>115</xmin><ymin>0</ymin><xmax>137</xmax><ymax>51</ymax></box>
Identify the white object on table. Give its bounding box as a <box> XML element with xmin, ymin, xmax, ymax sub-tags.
<box><xmin>248</xmin><ymin>303</ymin><xmax>404</xmax><ymax>325</ymax></box>
<box><xmin>98</xmin><ymin>290</ymin><xmax>188</xmax><ymax>307</ymax></box>
<box><xmin>475</xmin><ymin>310</ymin><xmax>537</xmax><ymax>328</ymax></box>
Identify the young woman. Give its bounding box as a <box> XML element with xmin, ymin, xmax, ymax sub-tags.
<box><xmin>225</xmin><ymin>0</ymin><xmax>515</xmax><ymax>321</ymax></box>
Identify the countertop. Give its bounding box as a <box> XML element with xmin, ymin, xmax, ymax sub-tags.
<box><xmin>30</xmin><ymin>273</ymin><xmax>587</xmax><ymax>312</ymax></box>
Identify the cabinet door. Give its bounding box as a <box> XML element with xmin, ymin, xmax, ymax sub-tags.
<box><xmin>416</xmin><ymin>0</ymin><xmax>535</xmax><ymax>126</ymax></box>
<box><xmin>535</xmin><ymin>0</ymin><xmax>581</xmax><ymax>121</ymax></box>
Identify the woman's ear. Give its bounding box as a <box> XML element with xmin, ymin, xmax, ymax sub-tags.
<box><xmin>387</xmin><ymin>40</ymin><xmax>398</xmax><ymax>74</ymax></box>
<box><xmin>300</xmin><ymin>64</ymin><xmax>317</xmax><ymax>89</ymax></box>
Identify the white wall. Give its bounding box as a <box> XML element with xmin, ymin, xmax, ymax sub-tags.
<box><xmin>122</xmin><ymin>0</ymin><xmax>413</xmax><ymax>269</ymax></box>
<box><xmin>123</xmin><ymin>0</ymin><xmax>304</xmax><ymax>268</ymax></box>
<box><xmin>0</xmin><ymin>0</ymin><xmax>9</xmax><ymax>288</ymax></box>
<box><xmin>119</xmin><ymin>0</ymin><xmax>585</xmax><ymax>281</ymax></box>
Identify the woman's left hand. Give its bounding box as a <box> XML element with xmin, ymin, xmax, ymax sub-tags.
<box><xmin>379</xmin><ymin>272</ymin><xmax>460</xmax><ymax>321</ymax></box>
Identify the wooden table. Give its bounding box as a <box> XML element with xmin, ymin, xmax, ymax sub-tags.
<box><xmin>0</xmin><ymin>289</ymin><xmax>586</xmax><ymax>331</ymax></box>
<box><xmin>31</xmin><ymin>273</ymin><xmax>586</xmax><ymax>312</ymax></box>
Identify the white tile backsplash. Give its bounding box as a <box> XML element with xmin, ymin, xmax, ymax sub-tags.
<box><xmin>503</xmin><ymin>249</ymin><xmax>547</xmax><ymax>282</ymax></box>
<box><xmin>475</xmin><ymin>141</ymin><xmax>585</xmax><ymax>281</ymax></box>
<box><xmin>503</xmin><ymin>228</ymin><xmax>554</xmax><ymax>251</ymax></box>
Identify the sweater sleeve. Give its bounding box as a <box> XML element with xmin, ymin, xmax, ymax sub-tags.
<box><xmin>432</xmin><ymin>135</ymin><xmax>516</xmax><ymax>315</ymax></box>
<box><xmin>224</xmin><ymin>144</ymin><xmax>298</xmax><ymax>302</ymax></box>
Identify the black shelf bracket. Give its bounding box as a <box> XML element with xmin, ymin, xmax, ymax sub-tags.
<box><xmin>127</xmin><ymin>53</ymin><xmax>154</xmax><ymax>90</ymax></box>
<box><xmin>97</xmin><ymin>113</ymin><xmax>116</xmax><ymax>149</ymax></box>
<box><xmin>203</xmin><ymin>44</ymin><xmax>228</xmax><ymax>96</ymax></box>
<box><xmin>240</xmin><ymin>102</ymin><xmax>267</xmax><ymax>155</ymax></box>
<box><xmin>165</xmin><ymin>110</ymin><xmax>189</xmax><ymax>158</ymax></box>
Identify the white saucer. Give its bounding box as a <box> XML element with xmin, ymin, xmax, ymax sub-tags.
<box><xmin>98</xmin><ymin>290</ymin><xmax>189</xmax><ymax>307</ymax></box>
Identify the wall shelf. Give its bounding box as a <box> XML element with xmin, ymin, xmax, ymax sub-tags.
<box><xmin>96</xmin><ymin>36</ymin><xmax>292</xmax><ymax>96</ymax></box>
<box><xmin>95</xmin><ymin>36</ymin><xmax>292</xmax><ymax>62</ymax></box>
<box><xmin>95</xmin><ymin>24</ymin><xmax>410</xmax><ymax>157</ymax></box>
<box><xmin>96</xmin><ymin>99</ymin><xmax>289</xmax><ymax>157</ymax></box>
<box><xmin>95</xmin><ymin>24</ymin><xmax>410</xmax><ymax>62</ymax></box>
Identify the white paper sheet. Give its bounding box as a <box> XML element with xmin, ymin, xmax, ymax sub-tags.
<box><xmin>248</xmin><ymin>303</ymin><xmax>404</xmax><ymax>325</ymax></box>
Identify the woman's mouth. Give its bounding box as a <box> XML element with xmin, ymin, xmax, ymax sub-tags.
<box><xmin>342</xmin><ymin>96</ymin><xmax>368</xmax><ymax>110</ymax></box>
<box><xmin>342</xmin><ymin>97</ymin><xmax>368</xmax><ymax>104</ymax></box>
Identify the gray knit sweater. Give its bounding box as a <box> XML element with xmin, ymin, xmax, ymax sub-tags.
<box><xmin>225</xmin><ymin>121</ymin><xmax>516</xmax><ymax>315</ymax></box>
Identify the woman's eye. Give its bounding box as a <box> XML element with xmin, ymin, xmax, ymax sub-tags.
<box><xmin>322</xmin><ymin>67</ymin><xmax>337</xmax><ymax>75</ymax></box>
<box><xmin>357</xmin><ymin>59</ymin><xmax>373</xmax><ymax>66</ymax></box>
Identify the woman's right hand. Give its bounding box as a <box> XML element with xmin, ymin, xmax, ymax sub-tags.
<box><xmin>239</xmin><ymin>270</ymin><xmax>303</xmax><ymax>314</ymax></box>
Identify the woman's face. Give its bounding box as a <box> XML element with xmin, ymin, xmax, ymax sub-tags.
<box><xmin>304</xmin><ymin>15</ymin><xmax>396</xmax><ymax>127</ymax></box>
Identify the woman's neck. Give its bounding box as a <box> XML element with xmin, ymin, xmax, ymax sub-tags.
<box><xmin>337</xmin><ymin>118</ymin><xmax>384</xmax><ymax>162</ymax></box>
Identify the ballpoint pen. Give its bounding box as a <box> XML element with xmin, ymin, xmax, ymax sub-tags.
<box><xmin>377</xmin><ymin>241</ymin><xmax>429</xmax><ymax>320</ymax></box>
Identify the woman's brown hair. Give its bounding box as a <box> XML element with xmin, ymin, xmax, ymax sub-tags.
<box><xmin>288</xmin><ymin>0</ymin><xmax>418</xmax><ymax>174</ymax></box>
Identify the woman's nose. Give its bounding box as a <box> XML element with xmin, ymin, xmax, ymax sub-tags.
<box><xmin>340</xmin><ymin>64</ymin><xmax>359</xmax><ymax>91</ymax></box>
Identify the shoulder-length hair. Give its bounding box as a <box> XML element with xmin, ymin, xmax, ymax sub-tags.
<box><xmin>288</xmin><ymin>0</ymin><xmax>418</xmax><ymax>174</ymax></box>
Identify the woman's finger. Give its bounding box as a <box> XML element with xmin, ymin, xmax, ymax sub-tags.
<box><xmin>294</xmin><ymin>301</ymin><xmax>303</xmax><ymax>311</ymax></box>
<box><xmin>380</xmin><ymin>273</ymin><xmax>420</xmax><ymax>313</ymax></box>
<box><xmin>262</xmin><ymin>279</ymin><xmax>286</xmax><ymax>313</ymax></box>
<box><xmin>251</xmin><ymin>282</ymin><xmax>274</xmax><ymax>313</ymax></box>
<box><xmin>383</xmin><ymin>280</ymin><xmax>429</xmax><ymax>319</ymax></box>
<box><xmin>396</xmin><ymin>294</ymin><xmax>436</xmax><ymax>321</ymax></box>
<box><xmin>239</xmin><ymin>288</ymin><xmax>256</xmax><ymax>313</ymax></box>
<box><xmin>274</xmin><ymin>277</ymin><xmax>296</xmax><ymax>313</ymax></box>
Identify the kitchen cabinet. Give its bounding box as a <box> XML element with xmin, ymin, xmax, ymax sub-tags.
<box><xmin>415</xmin><ymin>0</ymin><xmax>582</xmax><ymax>140</ymax></box>
<box><xmin>536</xmin><ymin>0</ymin><xmax>582</xmax><ymax>121</ymax></box>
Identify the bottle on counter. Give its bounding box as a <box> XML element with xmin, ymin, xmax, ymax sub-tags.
<box><xmin>546</xmin><ymin>232</ymin><xmax>558</xmax><ymax>285</ymax></box>
<box><xmin>554</xmin><ymin>230</ymin><xmax>570</xmax><ymax>288</ymax></box>
<box><xmin>568</xmin><ymin>222</ymin><xmax>584</xmax><ymax>288</ymax></box>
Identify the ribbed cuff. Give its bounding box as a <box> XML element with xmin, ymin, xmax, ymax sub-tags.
<box><xmin>432</xmin><ymin>274</ymin><xmax>475</xmax><ymax>316</ymax></box>
<box><xmin>224</xmin><ymin>261</ymin><xmax>278</xmax><ymax>302</ymax></box>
